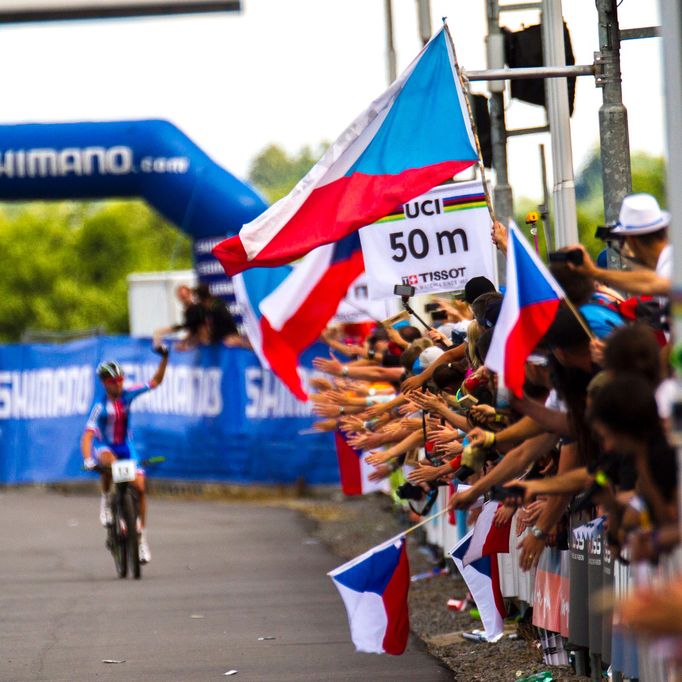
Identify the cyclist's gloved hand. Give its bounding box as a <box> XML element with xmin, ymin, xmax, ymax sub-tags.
<box><xmin>153</xmin><ymin>343</ymin><xmax>169</xmax><ymax>358</ymax></box>
<box><xmin>84</xmin><ymin>457</ymin><xmax>97</xmax><ymax>470</ymax></box>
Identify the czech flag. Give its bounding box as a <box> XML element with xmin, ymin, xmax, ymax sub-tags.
<box><xmin>449</xmin><ymin>531</ymin><xmax>506</xmax><ymax>642</ymax></box>
<box><xmin>334</xmin><ymin>432</ymin><xmax>390</xmax><ymax>497</ymax></box>
<box><xmin>485</xmin><ymin>223</ymin><xmax>564</xmax><ymax>397</ymax></box>
<box><xmin>234</xmin><ymin>233</ymin><xmax>364</xmax><ymax>400</ymax></box>
<box><xmin>462</xmin><ymin>500</ymin><xmax>511</xmax><ymax>567</ymax></box>
<box><xmin>213</xmin><ymin>25</ymin><xmax>478</xmax><ymax>275</ymax></box>
<box><xmin>329</xmin><ymin>538</ymin><xmax>410</xmax><ymax>655</ymax></box>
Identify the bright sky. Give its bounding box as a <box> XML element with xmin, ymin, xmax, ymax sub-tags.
<box><xmin>0</xmin><ymin>0</ymin><xmax>664</xmax><ymax>204</ymax></box>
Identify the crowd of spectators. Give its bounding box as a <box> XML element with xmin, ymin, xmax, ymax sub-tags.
<box><xmin>309</xmin><ymin>193</ymin><xmax>681</xmax><ymax>680</ymax></box>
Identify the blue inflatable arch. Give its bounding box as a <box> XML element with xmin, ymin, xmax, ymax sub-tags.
<box><xmin>0</xmin><ymin>119</ymin><xmax>267</xmax><ymax>239</ymax></box>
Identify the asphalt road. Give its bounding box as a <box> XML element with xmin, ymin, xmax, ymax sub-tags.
<box><xmin>0</xmin><ymin>490</ymin><xmax>449</xmax><ymax>682</ymax></box>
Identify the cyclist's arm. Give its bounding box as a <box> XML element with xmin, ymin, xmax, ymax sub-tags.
<box><xmin>81</xmin><ymin>429</ymin><xmax>95</xmax><ymax>461</ymax></box>
<box><xmin>149</xmin><ymin>352</ymin><xmax>169</xmax><ymax>388</ymax></box>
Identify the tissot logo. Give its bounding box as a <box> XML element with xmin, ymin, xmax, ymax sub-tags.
<box><xmin>402</xmin><ymin>267</ymin><xmax>467</xmax><ymax>285</ymax></box>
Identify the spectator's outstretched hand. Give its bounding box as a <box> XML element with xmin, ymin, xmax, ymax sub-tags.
<box><xmin>365</xmin><ymin>450</ymin><xmax>391</xmax><ymax>466</ymax></box>
<box><xmin>367</xmin><ymin>464</ymin><xmax>392</xmax><ymax>483</ymax></box>
<box><xmin>312</xmin><ymin>352</ymin><xmax>343</xmax><ymax>376</ymax></box>
<box><xmin>407</xmin><ymin>462</ymin><xmax>442</xmax><ymax>484</ymax></box>
<box><xmin>618</xmin><ymin>581</ymin><xmax>682</xmax><ymax>636</ymax></box>
<box><xmin>401</xmin><ymin>373</ymin><xmax>425</xmax><ymax>394</ymax></box>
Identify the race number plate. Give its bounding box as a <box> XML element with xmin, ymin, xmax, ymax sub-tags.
<box><xmin>111</xmin><ymin>460</ymin><xmax>136</xmax><ymax>483</ymax></box>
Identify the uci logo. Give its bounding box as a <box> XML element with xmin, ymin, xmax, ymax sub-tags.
<box><xmin>404</xmin><ymin>198</ymin><xmax>442</xmax><ymax>219</ymax></box>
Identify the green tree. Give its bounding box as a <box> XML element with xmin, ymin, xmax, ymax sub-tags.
<box><xmin>0</xmin><ymin>200</ymin><xmax>192</xmax><ymax>341</ymax></box>
<box><xmin>247</xmin><ymin>143</ymin><xmax>324</xmax><ymax>203</ymax></box>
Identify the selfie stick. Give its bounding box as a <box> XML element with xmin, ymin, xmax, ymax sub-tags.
<box><xmin>400</xmin><ymin>295</ymin><xmax>433</xmax><ymax>331</ymax></box>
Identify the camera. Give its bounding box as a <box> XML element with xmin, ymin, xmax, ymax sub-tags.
<box><xmin>394</xmin><ymin>284</ymin><xmax>416</xmax><ymax>298</ymax></box>
<box><xmin>396</xmin><ymin>481</ymin><xmax>426</xmax><ymax>501</ymax></box>
<box><xmin>595</xmin><ymin>224</ymin><xmax>626</xmax><ymax>242</ymax></box>
<box><xmin>548</xmin><ymin>249</ymin><xmax>584</xmax><ymax>266</ymax></box>
<box><xmin>490</xmin><ymin>484</ymin><xmax>526</xmax><ymax>502</ymax></box>
<box><xmin>424</xmin><ymin>302</ymin><xmax>440</xmax><ymax>312</ymax></box>
<box><xmin>451</xmin><ymin>330</ymin><xmax>467</xmax><ymax>346</ymax></box>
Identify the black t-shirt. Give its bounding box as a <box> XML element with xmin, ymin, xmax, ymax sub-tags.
<box><xmin>208</xmin><ymin>300</ymin><xmax>238</xmax><ymax>342</ymax></box>
<box><xmin>172</xmin><ymin>303</ymin><xmax>206</xmax><ymax>334</ymax></box>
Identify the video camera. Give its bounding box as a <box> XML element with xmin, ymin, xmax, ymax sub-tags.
<box><xmin>548</xmin><ymin>249</ymin><xmax>584</xmax><ymax>266</ymax></box>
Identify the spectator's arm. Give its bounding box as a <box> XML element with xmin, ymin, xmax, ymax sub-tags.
<box><xmin>450</xmin><ymin>432</ymin><xmax>558</xmax><ymax>509</ymax></box>
<box><xmin>517</xmin><ymin>442</ymin><xmax>580</xmax><ymax>571</ymax></box>
<box><xmin>511</xmin><ymin>395</ymin><xmax>572</xmax><ymax>437</ymax></box>
<box><xmin>568</xmin><ymin>244</ymin><xmax>671</xmax><ymax>296</ymax></box>
<box><xmin>400</xmin><ymin>343</ymin><xmax>467</xmax><ymax>392</ymax></box>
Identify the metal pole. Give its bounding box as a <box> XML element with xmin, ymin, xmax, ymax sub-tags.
<box><xmin>465</xmin><ymin>64</ymin><xmax>594</xmax><ymax>80</ymax></box>
<box><xmin>384</xmin><ymin>0</ymin><xmax>397</xmax><ymax>84</ymax></box>
<box><xmin>541</xmin><ymin>0</ymin><xmax>578</xmax><ymax>247</ymax></box>
<box><xmin>415</xmin><ymin>0</ymin><xmax>432</xmax><ymax>46</ymax></box>
<box><xmin>487</xmin><ymin>0</ymin><xmax>511</xmax><ymax>282</ymax></box>
<box><xmin>659</xmin><ymin>0</ymin><xmax>682</xmax><ymax>546</ymax></box>
<box><xmin>595</xmin><ymin>0</ymin><xmax>631</xmax><ymax>228</ymax></box>
<box><xmin>539</xmin><ymin>143</ymin><xmax>553</xmax><ymax>253</ymax></box>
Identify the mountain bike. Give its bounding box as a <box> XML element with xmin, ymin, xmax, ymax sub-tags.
<box><xmin>105</xmin><ymin>459</ymin><xmax>143</xmax><ymax>579</ymax></box>
<box><xmin>87</xmin><ymin>456</ymin><xmax>163</xmax><ymax>580</ymax></box>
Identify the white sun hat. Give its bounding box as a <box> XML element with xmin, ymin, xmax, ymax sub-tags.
<box><xmin>610</xmin><ymin>193</ymin><xmax>671</xmax><ymax>236</ymax></box>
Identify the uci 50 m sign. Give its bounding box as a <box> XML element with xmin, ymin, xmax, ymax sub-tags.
<box><xmin>359</xmin><ymin>180</ymin><xmax>496</xmax><ymax>299</ymax></box>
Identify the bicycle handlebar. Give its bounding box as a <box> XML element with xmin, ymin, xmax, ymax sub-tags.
<box><xmin>81</xmin><ymin>456</ymin><xmax>166</xmax><ymax>472</ymax></box>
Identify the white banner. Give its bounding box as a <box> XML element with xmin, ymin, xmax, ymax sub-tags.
<box><xmin>359</xmin><ymin>181</ymin><xmax>496</xmax><ymax>299</ymax></box>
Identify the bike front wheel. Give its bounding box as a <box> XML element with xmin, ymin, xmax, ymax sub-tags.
<box><xmin>110</xmin><ymin>504</ymin><xmax>127</xmax><ymax>579</ymax></box>
<box><xmin>122</xmin><ymin>491</ymin><xmax>141</xmax><ymax>579</ymax></box>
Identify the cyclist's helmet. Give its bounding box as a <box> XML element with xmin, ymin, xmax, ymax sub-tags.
<box><xmin>96</xmin><ymin>360</ymin><xmax>124</xmax><ymax>381</ymax></box>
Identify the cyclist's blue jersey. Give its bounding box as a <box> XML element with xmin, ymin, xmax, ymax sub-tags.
<box><xmin>85</xmin><ymin>384</ymin><xmax>151</xmax><ymax>450</ymax></box>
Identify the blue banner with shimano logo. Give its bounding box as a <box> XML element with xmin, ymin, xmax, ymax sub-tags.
<box><xmin>0</xmin><ymin>336</ymin><xmax>337</xmax><ymax>485</ymax></box>
<box><xmin>0</xmin><ymin>119</ymin><xmax>270</xmax><ymax>330</ymax></box>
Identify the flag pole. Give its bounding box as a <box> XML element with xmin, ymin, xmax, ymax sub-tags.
<box><xmin>563</xmin><ymin>297</ymin><xmax>597</xmax><ymax>341</ymax></box>
<box><xmin>327</xmin><ymin>505</ymin><xmax>451</xmax><ymax>576</ymax></box>
<box><xmin>444</xmin><ymin>23</ymin><xmax>497</xmax><ymax>228</ymax></box>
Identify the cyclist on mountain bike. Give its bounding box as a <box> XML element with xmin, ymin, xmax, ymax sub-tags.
<box><xmin>81</xmin><ymin>346</ymin><xmax>169</xmax><ymax>564</ymax></box>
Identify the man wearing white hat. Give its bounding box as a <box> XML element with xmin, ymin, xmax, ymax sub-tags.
<box><xmin>569</xmin><ymin>193</ymin><xmax>671</xmax><ymax>296</ymax></box>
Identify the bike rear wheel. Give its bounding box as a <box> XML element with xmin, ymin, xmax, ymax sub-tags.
<box><xmin>122</xmin><ymin>491</ymin><xmax>141</xmax><ymax>579</ymax></box>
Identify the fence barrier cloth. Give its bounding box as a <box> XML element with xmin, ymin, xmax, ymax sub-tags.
<box><xmin>0</xmin><ymin>336</ymin><xmax>335</xmax><ymax>485</ymax></box>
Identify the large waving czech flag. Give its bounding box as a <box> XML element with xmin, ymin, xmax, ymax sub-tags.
<box><xmin>213</xmin><ymin>26</ymin><xmax>478</xmax><ymax>275</ymax></box>
<box><xmin>485</xmin><ymin>223</ymin><xmax>565</xmax><ymax>397</ymax></box>
<box><xmin>329</xmin><ymin>538</ymin><xmax>410</xmax><ymax>655</ymax></box>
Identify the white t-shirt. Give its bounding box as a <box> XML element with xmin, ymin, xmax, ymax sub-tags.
<box><xmin>656</xmin><ymin>243</ymin><xmax>673</xmax><ymax>280</ymax></box>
